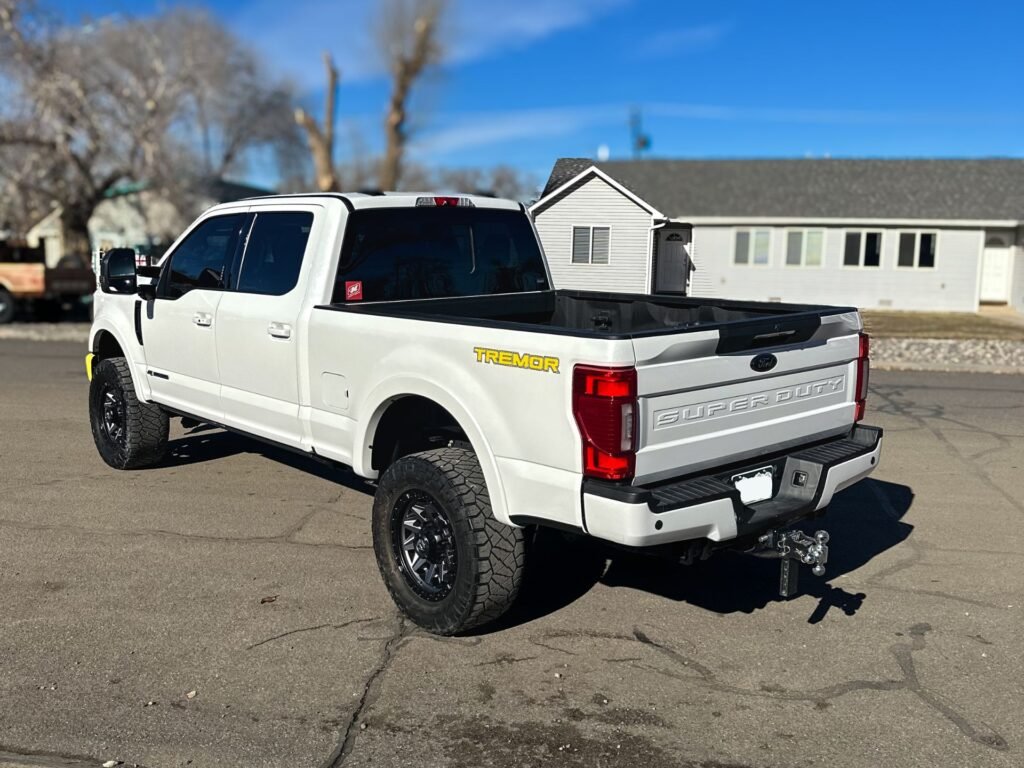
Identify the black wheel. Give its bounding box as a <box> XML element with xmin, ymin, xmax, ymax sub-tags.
<box><xmin>0</xmin><ymin>287</ymin><xmax>15</xmax><ymax>324</ymax></box>
<box><xmin>372</xmin><ymin>447</ymin><xmax>525</xmax><ymax>635</ymax></box>
<box><xmin>89</xmin><ymin>357</ymin><xmax>169</xmax><ymax>469</ymax></box>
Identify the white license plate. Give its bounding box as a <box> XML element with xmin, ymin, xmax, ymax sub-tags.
<box><xmin>731</xmin><ymin>467</ymin><xmax>774</xmax><ymax>505</ymax></box>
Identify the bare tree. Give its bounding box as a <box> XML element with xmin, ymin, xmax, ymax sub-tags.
<box><xmin>175</xmin><ymin>12</ymin><xmax>303</xmax><ymax>180</ymax></box>
<box><xmin>0</xmin><ymin>3</ymin><xmax>301</xmax><ymax>252</ymax></box>
<box><xmin>485</xmin><ymin>165</ymin><xmax>539</xmax><ymax>201</ymax></box>
<box><xmin>434</xmin><ymin>165</ymin><xmax>538</xmax><ymax>200</ymax></box>
<box><xmin>294</xmin><ymin>53</ymin><xmax>340</xmax><ymax>192</ymax></box>
<box><xmin>378</xmin><ymin>0</ymin><xmax>446</xmax><ymax>191</ymax></box>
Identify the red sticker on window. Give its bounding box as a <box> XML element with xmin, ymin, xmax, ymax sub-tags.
<box><xmin>345</xmin><ymin>281</ymin><xmax>363</xmax><ymax>301</ymax></box>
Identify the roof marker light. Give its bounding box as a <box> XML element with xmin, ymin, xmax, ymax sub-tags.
<box><xmin>415</xmin><ymin>196</ymin><xmax>474</xmax><ymax>207</ymax></box>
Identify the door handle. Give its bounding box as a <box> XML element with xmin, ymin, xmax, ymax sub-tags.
<box><xmin>192</xmin><ymin>312</ymin><xmax>213</xmax><ymax>327</ymax></box>
<box><xmin>268</xmin><ymin>321</ymin><xmax>292</xmax><ymax>339</ymax></box>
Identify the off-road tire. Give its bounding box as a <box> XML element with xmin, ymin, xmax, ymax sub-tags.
<box><xmin>89</xmin><ymin>356</ymin><xmax>168</xmax><ymax>469</ymax></box>
<box><xmin>0</xmin><ymin>287</ymin><xmax>15</xmax><ymax>324</ymax></box>
<box><xmin>372</xmin><ymin>447</ymin><xmax>525</xmax><ymax>635</ymax></box>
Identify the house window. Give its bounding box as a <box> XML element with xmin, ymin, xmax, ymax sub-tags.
<box><xmin>843</xmin><ymin>231</ymin><xmax>882</xmax><ymax>267</ymax></box>
<box><xmin>785</xmin><ymin>229</ymin><xmax>824</xmax><ymax>267</ymax></box>
<box><xmin>734</xmin><ymin>229</ymin><xmax>770</xmax><ymax>265</ymax></box>
<box><xmin>897</xmin><ymin>232</ymin><xmax>937</xmax><ymax>268</ymax></box>
<box><xmin>572</xmin><ymin>226</ymin><xmax>610</xmax><ymax>264</ymax></box>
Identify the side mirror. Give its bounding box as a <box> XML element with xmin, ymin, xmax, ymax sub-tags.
<box><xmin>136</xmin><ymin>264</ymin><xmax>160</xmax><ymax>301</ymax></box>
<box><xmin>99</xmin><ymin>248</ymin><xmax>138</xmax><ymax>295</ymax></box>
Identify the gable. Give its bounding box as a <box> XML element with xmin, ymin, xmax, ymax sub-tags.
<box><xmin>531</xmin><ymin>166</ymin><xmax>662</xmax><ymax>218</ymax></box>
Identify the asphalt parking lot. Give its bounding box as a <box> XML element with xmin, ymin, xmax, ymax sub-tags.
<box><xmin>1</xmin><ymin>339</ymin><xmax>1022</xmax><ymax>768</ymax></box>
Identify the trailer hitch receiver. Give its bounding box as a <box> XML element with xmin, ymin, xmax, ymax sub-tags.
<box><xmin>758</xmin><ymin>529</ymin><xmax>830</xmax><ymax>598</ymax></box>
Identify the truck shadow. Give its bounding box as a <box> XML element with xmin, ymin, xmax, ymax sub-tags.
<box><xmin>499</xmin><ymin>478</ymin><xmax>914</xmax><ymax>630</ymax></box>
<box><xmin>161</xmin><ymin>429</ymin><xmax>913</xmax><ymax>630</ymax></box>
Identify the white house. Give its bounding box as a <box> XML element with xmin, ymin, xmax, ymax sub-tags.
<box><xmin>530</xmin><ymin>158</ymin><xmax>1024</xmax><ymax>313</ymax></box>
<box><xmin>24</xmin><ymin>178</ymin><xmax>271</xmax><ymax>266</ymax></box>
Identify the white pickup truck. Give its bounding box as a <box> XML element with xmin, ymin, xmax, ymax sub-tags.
<box><xmin>86</xmin><ymin>192</ymin><xmax>881</xmax><ymax>634</ymax></box>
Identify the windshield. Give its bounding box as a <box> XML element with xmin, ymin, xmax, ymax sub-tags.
<box><xmin>332</xmin><ymin>207</ymin><xmax>549</xmax><ymax>303</ymax></box>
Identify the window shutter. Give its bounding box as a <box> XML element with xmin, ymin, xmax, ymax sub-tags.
<box><xmin>844</xmin><ymin>232</ymin><xmax>861</xmax><ymax>266</ymax></box>
<box><xmin>864</xmin><ymin>233</ymin><xmax>881</xmax><ymax>267</ymax></box>
<box><xmin>753</xmin><ymin>231</ymin><xmax>771</xmax><ymax>265</ymax></box>
<box><xmin>805</xmin><ymin>231</ymin><xmax>823</xmax><ymax>266</ymax></box>
<box><xmin>591</xmin><ymin>227</ymin><xmax>610</xmax><ymax>264</ymax></box>
<box><xmin>919</xmin><ymin>233</ymin><xmax>936</xmax><ymax>268</ymax></box>
<box><xmin>786</xmin><ymin>231</ymin><xmax>803</xmax><ymax>265</ymax></box>
<box><xmin>734</xmin><ymin>231</ymin><xmax>750</xmax><ymax>264</ymax></box>
<box><xmin>572</xmin><ymin>227</ymin><xmax>591</xmax><ymax>264</ymax></box>
<box><xmin>898</xmin><ymin>233</ymin><xmax>915</xmax><ymax>267</ymax></box>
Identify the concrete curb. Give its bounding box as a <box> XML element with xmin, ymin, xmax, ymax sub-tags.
<box><xmin>0</xmin><ymin>325</ymin><xmax>89</xmax><ymax>343</ymax></box>
<box><xmin>872</xmin><ymin>361</ymin><xmax>1024</xmax><ymax>376</ymax></box>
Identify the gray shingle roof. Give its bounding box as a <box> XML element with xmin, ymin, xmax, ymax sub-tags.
<box><xmin>540</xmin><ymin>158</ymin><xmax>1024</xmax><ymax>221</ymax></box>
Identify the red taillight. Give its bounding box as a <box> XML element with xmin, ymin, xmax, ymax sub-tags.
<box><xmin>573</xmin><ymin>365</ymin><xmax>637</xmax><ymax>481</ymax></box>
<box><xmin>855</xmin><ymin>332</ymin><xmax>870</xmax><ymax>422</ymax></box>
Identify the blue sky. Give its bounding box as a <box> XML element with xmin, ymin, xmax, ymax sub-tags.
<box><xmin>52</xmin><ymin>0</ymin><xmax>1024</xmax><ymax>185</ymax></box>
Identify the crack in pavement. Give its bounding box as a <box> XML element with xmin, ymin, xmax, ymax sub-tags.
<box><xmin>278</xmin><ymin>506</ymin><xmax>324</xmax><ymax>541</ymax></box>
<box><xmin>626</xmin><ymin>623</ymin><xmax>1008</xmax><ymax>752</ymax></box>
<box><xmin>474</xmin><ymin>654</ymin><xmax>539</xmax><ymax>667</ymax></box>
<box><xmin>0</xmin><ymin>517</ymin><xmax>373</xmax><ymax>551</ymax></box>
<box><xmin>873</xmin><ymin>386</ymin><xmax>1024</xmax><ymax>519</ymax></box>
<box><xmin>320</xmin><ymin>614</ymin><xmax>411</xmax><ymax>768</ymax></box>
<box><xmin>852</xmin><ymin>483</ymin><xmax>1011</xmax><ymax>610</ymax></box>
<box><xmin>247</xmin><ymin>617</ymin><xmax>382</xmax><ymax>650</ymax></box>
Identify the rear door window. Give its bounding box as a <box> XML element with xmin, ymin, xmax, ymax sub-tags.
<box><xmin>235</xmin><ymin>211</ymin><xmax>313</xmax><ymax>295</ymax></box>
<box><xmin>333</xmin><ymin>207</ymin><xmax>548</xmax><ymax>302</ymax></box>
<box><xmin>160</xmin><ymin>214</ymin><xmax>246</xmax><ymax>299</ymax></box>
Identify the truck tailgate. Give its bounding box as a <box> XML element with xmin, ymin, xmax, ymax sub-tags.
<box><xmin>631</xmin><ymin>311</ymin><xmax>862</xmax><ymax>484</ymax></box>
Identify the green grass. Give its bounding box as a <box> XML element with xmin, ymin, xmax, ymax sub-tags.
<box><xmin>861</xmin><ymin>310</ymin><xmax>1024</xmax><ymax>341</ymax></box>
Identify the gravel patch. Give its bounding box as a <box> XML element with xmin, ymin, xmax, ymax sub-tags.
<box><xmin>872</xmin><ymin>337</ymin><xmax>1024</xmax><ymax>374</ymax></box>
<box><xmin>0</xmin><ymin>323</ymin><xmax>90</xmax><ymax>343</ymax></box>
<box><xmin>2</xmin><ymin>323</ymin><xmax>1022</xmax><ymax>375</ymax></box>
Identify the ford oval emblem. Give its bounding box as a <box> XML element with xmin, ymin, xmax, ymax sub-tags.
<box><xmin>750</xmin><ymin>353</ymin><xmax>778</xmax><ymax>373</ymax></box>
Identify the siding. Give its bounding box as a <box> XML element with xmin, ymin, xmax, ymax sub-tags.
<box><xmin>1011</xmin><ymin>228</ymin><xmax>1024</xmax><ymax>312</ymax></box>
<box><xmin>533</xmin><ymin>175</ymin><xmax>653</xmax><ymax>293</ymax></box>
<box><xmin>689</xmin><ymin>225</ymin><xmax>983</xmax><ymax>311</ymax></box>
<box><xmin>687</xmin><ymin>235</ymin><xmax>715</xmax><ymax>296</ymax></box>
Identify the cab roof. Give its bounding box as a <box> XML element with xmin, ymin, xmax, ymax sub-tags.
<box><xmin>236</xmin><ymin>191</ymin><xmax>522</xmax><ymax>212</ymax></box>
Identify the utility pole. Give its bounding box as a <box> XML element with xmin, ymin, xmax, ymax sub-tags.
<box><xmin>630</xmin><ymin>107</ymin><xmax>651</xmax><ymax>159</ymax></box>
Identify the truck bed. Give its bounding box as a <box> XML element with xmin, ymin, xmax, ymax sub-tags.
<box><xmin>317</xmin><ymin>288</ymin><xmax>864</xmax><ymax>486</ymax></box>
<box><xmin>322</xmin><ymin>289</ymin><xmax>854</xmax><ymax>344</ymax></box>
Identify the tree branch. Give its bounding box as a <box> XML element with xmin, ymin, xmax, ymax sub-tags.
<box><xmin>379</xmin><ymin>0</ymin><xmax>444</xmax><ymax>190</ymax></box>
<box><xmin>294</xmin><ymin>52</ymin><xmax>340</xmax><ymax>192</ymax></box>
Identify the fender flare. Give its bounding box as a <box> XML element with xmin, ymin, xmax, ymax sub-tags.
<box><xmin>355</xmin><ymin>376</ymin><xmax>515</xmax><ymax>527</ymax></box>
<box><xmin>89</xmin><ymin>322</ymin><xmax>151</xmax><ymax>401</ymax></box>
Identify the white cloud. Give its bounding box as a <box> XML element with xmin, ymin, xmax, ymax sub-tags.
<box><xmin>447</xmin><ymin>0</ymin><xmax>628</xmax><ymax>64</ymax></box>
<box><xmin>412</xmin><ymin>105</ymin><xmax>620</xmax><ymax>156</ymax></box>
<box><xmin>638</xmin><ymin>21</ymin><xmax>731</xmax><ymax>58</ymax></box>
<box><xmin>410</xmin><ymin>101</ymin><xmax>1024</xmax><ymax>160</ymax></box>
<box><xmin>235</xmin><ymin>0</ymin><xmax>629</xmax><ymax>89</ymax></box>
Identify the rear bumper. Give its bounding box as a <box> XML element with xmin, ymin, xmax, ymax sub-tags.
<box><xmin>582</xmin><ymin>425</ymin><xmax>882</xmax><ymax>547</ymax></box>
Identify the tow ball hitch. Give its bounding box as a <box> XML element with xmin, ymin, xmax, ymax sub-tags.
<box><xmin>758</xmin><ymin>529</ymin><xmax>830</xmax><ymax>598</ymax></box>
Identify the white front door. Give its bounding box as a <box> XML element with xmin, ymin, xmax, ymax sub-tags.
<box><xmin>143</xmin><ymin>211</ymin><xmax>250</xmax><ymax>421</ymax></box>
<box><xmin>216</xmin><ymin>206</ymin><xmax>320</xmax><ymax>448</ymax></box>
<box><xmin>980</xmin><ymin>240</ymin><xmax>1012</xmax><ymax>304</ymax></box>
